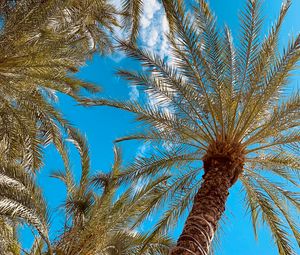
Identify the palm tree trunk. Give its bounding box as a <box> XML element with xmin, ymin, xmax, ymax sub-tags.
<box><xmin>170</xmin><ymin>161</ymin><xmax>236</xmax><ymax>255</ymax></box>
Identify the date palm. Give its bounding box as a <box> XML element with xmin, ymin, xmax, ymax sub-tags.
<box><xmin>0</xmin><ymin>1</ymin><xmax>117</xmax><ymax>250</ymax></box>
<box><xmin>0</xmin><ymin>130</ymin><xmax>172</xmax><ymax>255</ymax></box>
<box><xmin>0</xmin><ymin>0</ymin><xmax>91</xmax><ymax>170</ymax></box>
<box><xmin>89</xmin><ymin>0</ymin><xmax>300</xmax><ymax>254</ymax></box>
<box><xmin>0</xmin><ymin>0</ymin><xmax>120</xmax><ymax>170</ymax></box>
<box><xmin>52</xmin><ymin>131</ymin><xmax>172</xmax><ymax>255</ymax></box>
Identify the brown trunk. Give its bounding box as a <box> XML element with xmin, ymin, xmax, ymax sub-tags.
<box><xmin>170</xmin><ymin>141</ymin><xmax>245</xmax><ymax>255</ymax></box>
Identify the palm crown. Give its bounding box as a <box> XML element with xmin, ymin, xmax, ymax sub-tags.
<box><xmin>90</xmin><ymin>0</ymin><xmax>300</xmax><ymax>254</ymax></box>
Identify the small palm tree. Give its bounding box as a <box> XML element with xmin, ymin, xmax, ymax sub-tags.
<box><xmin>90</xmin><ymin>0</ymin><xmax>300</xmax><ymax>254</ymax></box>
<box><xmin>52</xmin><ymin>131</ymin><xmax>172</xmax><ymax>255</ymax></box>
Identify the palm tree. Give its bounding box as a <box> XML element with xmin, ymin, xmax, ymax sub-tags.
<box><xmin>0</xmin><ymin>129</ymin><xmax>172</xmax><ymax>254</ymax></box>
<box><xmin>88</xmin><ymin>0</ymin><xmax>300</xmax><ymax>254</ymax></box>
<box><xmin>0</xmin><ymin>1</ymin><xmax>117</xmax><ymax>250</ymax></box>
<box><xmin>0</xmin><ymin>0</ymin><xmax>103</xmax><ymax>170</ymax></box>
<box><xmin>52</xmin><ymin>131</ymin><xmax>172</xmax><ymax>255</ymax></box>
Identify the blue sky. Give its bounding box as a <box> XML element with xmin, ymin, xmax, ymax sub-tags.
<box><xmin>20</xmin><ymin>0</ymin><xmax>300</xmax><ymax>254</ymax></box>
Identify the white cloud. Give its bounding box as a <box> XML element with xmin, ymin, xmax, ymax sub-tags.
<box><xmin>140</xmin><ymin>15</ymin><xmax>151</xmax><ymax>29</ymax></box>
<box><xmin>160</xmin><ymin>15</ymin><xmax>170</xmax><ymax>57</ymax></box>
<box><xmin>148</xmin><ymin>29</ymin><xmax>159</xmax><ymax>47</ymax></box>
<box><xmin>136</xmin><ymin>142</ymin><xmax>150</xmax><ymax>158</ymax></box>
<box><xmin>109</xmin><ymin>0</ymin><xmax>171</xmax><ymax>63</ymax></box>
<box><xmin>162</xmin><ymin>14</ymin><xmax>169</xmax><ymax>32</ymax></box>
<box><xmin>140</xmin><ymin>0</ymin><xmax>161</xmax><ymax>28</ymax></box>
<box><xmin>137</xmin><ymin>2</ymin><xmax>176</xmax><ymax>155</ymax></box>
<box><xmin>110</xmin><ymin>51</ymin><xmax>126</xmax><ymax>63</ymax></box>
<box><xmin>140</xmin><ymin>0</ymin><xmax>170</xmax><ymax>57</ymax></box>
<box><xmin>129</xmin><ymin>86</ymin><xmax>139</xmax><ymax>101</ymax></box>
<box><xmin>108</xmin><ymin>1</ymin><xmax>172</xmax><ymax>105</ymax></box>
<box><xmin>138</xmin><ymin>0</ymin><xmax>172</xmax><ymax>111</ymax></box>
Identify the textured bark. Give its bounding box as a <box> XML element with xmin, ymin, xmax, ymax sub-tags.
<box><xmin>170</xmin><ymin>141</ymin><xmax>245</xmax><ymax>255</ymax></box>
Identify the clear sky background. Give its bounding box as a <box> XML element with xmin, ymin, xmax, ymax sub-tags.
<box><xmin>20</xmin><ymin>0</ymin><xmax>300</xmax><ymax>254</ymax></box>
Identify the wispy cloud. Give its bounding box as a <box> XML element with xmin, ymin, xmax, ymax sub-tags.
<box><xmin>140</xmin><ymin>0</ymin><xmax>170</xmax><ymax>57</ymax></box>
<box><xmin>109</xmin><ymin>0</ymin><xmax>171</xmax><ymax>62</ymax></box>
<box><xmin>136</xmin><ymin>142</ymin><xmax>151</xmax><ymax>158</ymax></box>
<box><xmin>110</xmin><ymin>51</ymin><xmax>126</xmax><ymax>63</ymax></box>
<box><xmin>132</xmin><ymin>1</ymin><xmax>175</xmax><ymax>154</ymax></box>
<box><xmin>133</xmin><ymin>0</ymin><xmax>172</xmax><ymax>104</ymax></box>
<box><xmin>129</xmin><ymin>85</ymin><xmax>139</xmax><ymax>101</ymax></box>
<box><xmin>109</xmin><ymin>1</ymin><xmax>174</xmax><ymax>143</ymax></box>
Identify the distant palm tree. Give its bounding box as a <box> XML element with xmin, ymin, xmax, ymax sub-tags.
<box><xmin>90</xmin><ymin>0</ymin><xmax>300</xmax><ymax>254</ymax></box>
<box><xmin>52</xmin><ymin>131</ymin><xmax>172</xmax><ymax>255</ymax></box>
